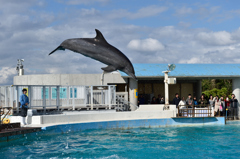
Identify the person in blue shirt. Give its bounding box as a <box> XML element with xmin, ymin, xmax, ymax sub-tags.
<box><xmin>19</xmin><ymin>88</ymin><xmax>29</xmax><ymax>126</ymax></box>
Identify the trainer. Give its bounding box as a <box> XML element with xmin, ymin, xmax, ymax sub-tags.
<box><xmin>19</xmin><ymin>88</ymin><xmax>29</xmax><ymax>125</ymax></box>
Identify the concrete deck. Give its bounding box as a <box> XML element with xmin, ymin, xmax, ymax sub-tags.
<box><xmin>9</xmin><ymin>105</ymin><xmax>225</xmax><ymax>130</ymax></box>
<box><xmin>10</xmin><ymin>105</ymin><xmax>177</xmax><ymax>128</ymax></box>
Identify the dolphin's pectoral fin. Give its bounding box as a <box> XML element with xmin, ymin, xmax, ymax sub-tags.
<box><xmin>101</xmin><ymin>65</ymin><xmax>117</xmax><ymax>72</ymax></box>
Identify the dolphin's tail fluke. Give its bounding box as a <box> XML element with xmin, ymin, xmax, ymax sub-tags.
<box><xmin>49</xmin><ymin>46</ymin><xmax>65</xmax><ymax>56</ymax></box>
<box><xmin>128</xmin><ymin>72</ymin><xmax>138</xmax><ymax>81</ymax></box>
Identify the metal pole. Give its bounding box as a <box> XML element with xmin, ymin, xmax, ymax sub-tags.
<box><xmin>91</xmin><ymin>86</ymin><xmax>93</xmax><ymax>110</ymax></box>
<box><xmin>9</xmin><ymin>86</ymin><xmax>13</xmax><ymax>115</ymax></box>
<box><xmin>226</xmin><ymin>108</ymin><xmax>228</xmax><ymax>120</ymax></box>
<box><xmin>5</xmin><ymin>87</ymin><xmax>7</xmax><ymax>107</ymax></box>
<box><xmin>28</xmin><ymin>86</ymin><xmax>32</xmax><ymax>109</ymax></box>
<box><xmin>43</xmin><ymin>86</ymin><xmax>46</xmax><ymax>114</ymax></box>
<box><xmin>113</xmin><ymin>86</ymin><xmax>116</xmax><ymax>107</ymax></box>
<box><xmin>49</xmin><ymin>86</ymin><xmax>52</xmax><ymax>106</ymax></box>
<box><xmin>163</xmin><ymin>71</ymin><xmax>169</xmax><ymax>105</ymax></box>
<box><xmin>10</xmin><ymin>86</ymin><xmax>13</xmax><ymax>108</ymax></box>
<box><xmin>57</xmin><ymin>86</ymin><xmax>60</xmax><ymax>111</ymax></box>
<box><xmin>108</xmin><ymin>86</ymin><xmax>111</xmax><ymax>109</ymax></box>
<box><xmin>16</xmin><ymin>86</ymin><xmax>19</xmax><ymax>114</ymax></box>
<box><xmin>67</xmin><ymin>86</ymin><xmax>69</xmax><ymax>108</ymax></box>
<box><xmin>84</xmin><ymin>86</ymin><xmax>87</xmax><ymax>106</ymax></box>
<box><xmin>73</xmin><ymin>87</ymin><xmax>75</xmax><ymax>110</ymax></box>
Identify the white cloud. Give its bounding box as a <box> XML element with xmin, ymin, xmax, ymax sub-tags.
<box><xmin>0</xmin><ymin>67</ymin><xmax>16</xmax><ymax>85</ymax></box>
<box><xmin>66</xmin><ymin>0</ymin><xmax>110</xmax><ymax>5</ymax></box>
<box><xmin>1</xmin><ymin>1</ymin><xmax>240</xmax><ymax>85</ymax></box>
<box><xmin>129</xmin><ymin>6</ymin><xmax>168</xmax><ymax>19</ymax></box>
<box><xmin>127</xmin><ymin>38</ymin><xmax>165</xmax><ymax>52</ymax></box>
<box><xmin>196</xmin><ymin>31</ymin><xmax>235</xmax><ymax>46</ymax></box>
<box><xmin>178</xmin><ymin>21</ymin><xmax>191</xmax><ymax>28</ymax></box>
<box><xmin>107</xmin><ymin>5</ymin><xmax>167</xmax><ymax>19</ymax></box>
<box><xmin>175</xmin><ymin>7</ymin><xmax>193</xmax><ymax>15</ymax></box>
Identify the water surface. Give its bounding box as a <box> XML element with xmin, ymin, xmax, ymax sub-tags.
<box><xmin>1</xmin><ymin>122</ymin><xmax>240</xmax><ymax>159</ymax></box>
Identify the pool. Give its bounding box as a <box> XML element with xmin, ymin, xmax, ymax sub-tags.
<box><xmin>1</xmin><ymin>121</ymin><xmax>239</xmax><ymax>158</ymax></box>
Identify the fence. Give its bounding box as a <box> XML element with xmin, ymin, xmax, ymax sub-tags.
<box><xmin>177</xmin><ymin>105</ymin><xmax>214</xmax><ymax>117</ymax></box>
<box><xmin>0</xmin><ymin>85</ymin><xmax>116</xmax><ymax>114</ymax></box>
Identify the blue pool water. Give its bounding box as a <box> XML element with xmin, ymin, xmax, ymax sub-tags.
<box><xmin>1</xmin><ymin>121</ymin><xmax>240</xmax><ymax>159</ymax></box>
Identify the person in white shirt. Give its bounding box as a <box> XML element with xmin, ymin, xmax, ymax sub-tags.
<box><xmin>179</xmin><ymin>97</ymin><xmax>186</xmax><ymax>109</ymax></box>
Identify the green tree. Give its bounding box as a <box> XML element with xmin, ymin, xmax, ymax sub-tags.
<box><xmin>202</xmin><ymin>79</ymin><xmax>232</xmax><ymax>98</ymax></box>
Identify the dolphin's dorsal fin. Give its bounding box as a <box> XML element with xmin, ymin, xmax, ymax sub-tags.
<box><xmin>95</xmin><ymin>29</ymin><xmax>108</xmax><ymax>43</ymax></box>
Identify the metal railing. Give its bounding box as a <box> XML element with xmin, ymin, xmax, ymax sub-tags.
<box><xmin>177</xmin><ymin>105</ymin><xmax>213</xmax><ymax>117</ymax></box>
<box><xmin>0</xmin><ymin>85</ymin><xmax>116</xmax><ymax>114</ymax></box>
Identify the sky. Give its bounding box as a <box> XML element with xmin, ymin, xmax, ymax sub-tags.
<box><xmin>1</xmin><ymin>0</ymin><xmax>240</xmax><ymax>85</ymax></box>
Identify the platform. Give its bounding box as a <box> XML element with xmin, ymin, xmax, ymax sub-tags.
<box><xmin>0</xmin><ymin>123</ymin><xmax>41</xmax><ymax>140</ymax></box>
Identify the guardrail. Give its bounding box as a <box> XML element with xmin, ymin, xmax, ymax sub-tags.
<box><xmin>177</xmin><ymin>105</ymin><xmax>213</xmax><ymax>117</ymax></box>
<box><xmin>0</xmin><ymin>85</ymin><xmax>116</xmax><ymax>114</ymax></box>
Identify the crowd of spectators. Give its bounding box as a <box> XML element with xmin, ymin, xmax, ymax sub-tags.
<box><xmin>175</xmin><ymin>93</ymin><xmax>238</xmax><ymax>119</ymax></box>
<box><xmin>138</xmin><ymin>93</ymin><xmax>239</xmax><ymax>119</ymax></box>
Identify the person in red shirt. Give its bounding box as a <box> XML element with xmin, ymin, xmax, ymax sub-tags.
<box><xmin>225</xmin><ymin>96</ymin><xmax>230</xmax><ymax>107</ymax></box>
<box><xmin>225</xmin><ymin>96</ymin><xmax>231</xmax><ymax>118</ymax></box>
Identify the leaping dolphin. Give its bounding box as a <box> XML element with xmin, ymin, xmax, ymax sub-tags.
<box><xmin>49</xmin><ymin>29</ymin><xmax>137</xmax><ymax>80</ymax></box>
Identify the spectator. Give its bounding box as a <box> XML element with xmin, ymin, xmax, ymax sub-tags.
<box><xmin>186</xmin><ymin>94</ymin><xmax>193</xmax><ymax>106</ymax></box>
<box><xmin>159</xmin><ymin>96</ymin><xmax>165</xmax><ymax>104</ymax></box>
<box><xmin>209</xmin><ymin>95</ymin><xmax>215</xmax><ymax>107</ymax></box>
<box><xmin>225</xmin><ymin>96</ymin><xmax>230</xmax><ymax>108</ymax></box>
<box><xmin>214</xmin><ymin>96</ymin><xmax>221</xmax><ymax>116</ymax></box>
<box><xmin>193</xmin><ymin>96</ymin><xmax>198</xmax><ymax>106</ymax></box>
<box><xmin>199</xmin><ymin>95</ymin><xmax>208</xmax><ymax>107</ymax></box>
<box><xmin>173</xmin><ymin>93</ymin><xmax>181</xmax><ymax>107</ymax></box>
<box><xmin>178</xmin><ymin>97</ymin><xmax>186</xmax><ymax>108</ymax></box>
<box><xmin>220</xmin><ymin>96</ymin><xmax>225</xmax><ymax>116</ymax></box>
<box><xmin>225</xmin><ymin>96</ymin><xmax>231</xmax><ymax>118</ymax></box>
<box><xmin>151</xmin><ymin>96</ymin><xmax>158</xmax><ymax>104</ymax></box>
<box><xmin>156</xmin><ymin>94</ymin><xmax>161</xmax><ymax>104</ymax></box>
<box><xmin>230</xmin><ymin>94</ymin><xmax>238</xmax><ymax>120</ymax></box>
<box><xmin>138</xmin><ymin>95</ymin><xmax>145</xmax><ymax>105</ymax></box>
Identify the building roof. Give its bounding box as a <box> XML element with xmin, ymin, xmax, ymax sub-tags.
<box><xmin>120</xmin><ymin>64</ymin><xmax>240</xmax><ymax>78</ymax></box>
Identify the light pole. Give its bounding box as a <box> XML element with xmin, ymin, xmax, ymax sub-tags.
<box><xmin>163</xmin><ymin>64</ymin><xmax>176</xmax><ymax>105</ymax></box>
<box><xmin>163</xmin><ymin>70</ymin><xmax>170</xmax><ymax>105</ymax></box>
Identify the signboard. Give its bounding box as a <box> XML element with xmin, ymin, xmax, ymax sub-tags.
<box><xmin>93</xmin><ymin>86</ymin><xmax>108</xmax><ymax>90</ymax></box>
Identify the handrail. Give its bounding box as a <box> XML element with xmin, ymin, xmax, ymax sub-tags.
<box><xmin>177</xmin><ymin>104</ymin><xmax>213</xmax><ymax>117</ymax></box>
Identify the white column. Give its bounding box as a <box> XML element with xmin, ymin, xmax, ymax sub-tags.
<box><xmin>163</xmin><ymin>71</ymin><xmax>169</xmax><ymax>105</ymax></box>
<box><xmin>129</xmin><ymin>78</ymin><xmax>138</xmax><ymax>111</ymax></box>
<box><xmin>232</xmin><ymin>78</ymin><xmax>240</xmax><ymax>118</ymax></box>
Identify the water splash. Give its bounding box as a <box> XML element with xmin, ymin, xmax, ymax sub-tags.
<box><xmin>65</xmin><ymin>137</ymin><xmax>69</xmax><ymax>149</ymax></box>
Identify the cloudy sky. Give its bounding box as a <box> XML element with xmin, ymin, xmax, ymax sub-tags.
<box><xmin>1</xmin><ymin>0</ymin><xmax>240</xmax><ymax>85</ymax></box>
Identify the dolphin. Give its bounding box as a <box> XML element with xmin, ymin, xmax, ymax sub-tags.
<box><xmin>49</xmin><ymin>29</ymin><xmax>137</xmax><ymax>80</ymax></box>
